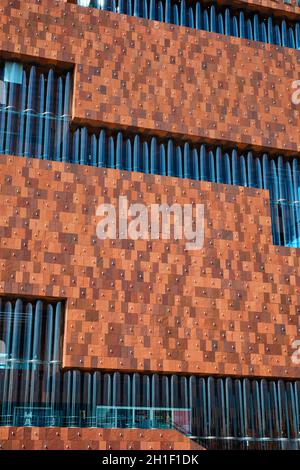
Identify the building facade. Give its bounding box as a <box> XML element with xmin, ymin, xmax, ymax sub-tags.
<box><xmin>0</xmin><ymin>0</ymin><xmax>300</xmax><ymax>450</ymax></box>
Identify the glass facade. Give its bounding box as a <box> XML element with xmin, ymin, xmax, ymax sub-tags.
<box><xmin>75</xmin><ymin>0</ymin><xmax>300</xmax><ymax>50</ymax></box>
<box><xmin>0</xmin><ymin>297</ymin><xmax>64</xmax><ymax>428</ymax></box>
<box><xmin>0</xmin><ymin>296</ymin><xmax>300</xmax><ymax>449</ymax></box>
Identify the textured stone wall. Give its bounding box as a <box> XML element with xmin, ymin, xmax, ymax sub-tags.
<box><xmin>0</xmin><ymin>0</ymin><xmax>300</xmax><ymax>153</ymax></box>
<box><xmin>0</xmin><ymin>155</ymin><xmax>300</xmax><ymax>379</ymax></box>
<box><xmin>0</xmin><ymin>426</ymin><xmax>203</xmax><ymax>450</ymax></box>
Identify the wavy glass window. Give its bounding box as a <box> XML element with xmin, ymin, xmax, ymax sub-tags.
<box><xmin>0</xmin><ymin>296</ymin><xmax>64</xmax><ymax>427</ymax></box>
<box><xmin>0</xmin><ymin>60</ymin><xmax>299</xmax><ymax>249</ymax></box>
<box><xmin>0</xmin><ymin>61</ymin><xmax>71</xmax><ymax>161</ymax></box>
<box><xmin>74</xmin><ymin>0</ymin><xmax>300</xmax><ymax>50</ymax></box>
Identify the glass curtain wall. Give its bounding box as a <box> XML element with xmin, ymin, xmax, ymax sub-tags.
<box><xmin>75</xmin><ymin>0</ymin><xmax>300</xmax><ymax>50</ymax></box>
<box><xmin>0</xmin><ymin>297</ymin><xmax>64</xmax><ymax>427</ymax></box>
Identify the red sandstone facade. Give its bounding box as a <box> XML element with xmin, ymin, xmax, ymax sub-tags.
<box><xmin>0</xmin><ymin>155</ymin><xmax>299</xmax><ymax>379</ymax></box>
<box><xmin>1</xmin><ymin>0</ymin><xmax>300</xmax><ymax>451</ymax></box>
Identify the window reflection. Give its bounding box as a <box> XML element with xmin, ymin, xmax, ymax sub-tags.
<box><xmin>4</xmin><ymin>62</ymin><xmax>23</xmax><ymax>85</ymax></box>
<box><xmin>0</xmin><ymin>309</ymin><xmax>300</xmax><ymax>453</ymax></box>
